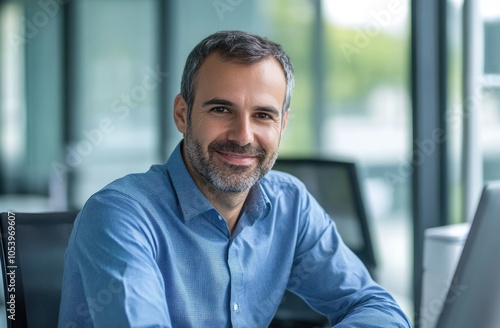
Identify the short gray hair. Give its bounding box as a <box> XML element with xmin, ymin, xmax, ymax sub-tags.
<box><xmin>180</xmin><ymin>30</ymin><xmax>294</xmax><ymax>117</ymax></box>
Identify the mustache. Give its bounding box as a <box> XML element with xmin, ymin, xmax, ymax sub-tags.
<box><xmin>208</xmin><ymin>140</ymin><xmax>266</xmax><ymax>158</ymax></box>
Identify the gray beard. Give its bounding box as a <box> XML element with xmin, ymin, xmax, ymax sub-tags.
<box><xmin>184</xmin><ymin>129</ymin><xmax>278</xmax><ymax>193</ymax></box>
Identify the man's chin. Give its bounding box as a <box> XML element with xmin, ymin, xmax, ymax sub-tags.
<box><xmin>209</xmin><ymin>172</ymin><xmax>261</xmax><ymax>193</ymax></box>
<box><xmin>215</xmin><ymin>159</ymin><xmax>256</xmax><ymax>174</ymax></box>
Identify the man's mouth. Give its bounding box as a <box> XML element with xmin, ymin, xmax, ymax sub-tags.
<box><xmin>217</xmin><ymin>151</ymin><xmax>256</xmax><ymax>166</ymax></box>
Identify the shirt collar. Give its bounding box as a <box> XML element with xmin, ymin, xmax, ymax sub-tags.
<box><xmin>166</xmin><ymin>140</ymin><xmax>272</xmax><ymax>222</ymax></box>
<box><xmin>243</xmin><ymin>182</ymin><xmax>271</xmax><ymax>221</ymax></box>
<box><xmin>166</xmin><ymin>141</ymin><xmax>213</xmax><ymax>221</ymax></box>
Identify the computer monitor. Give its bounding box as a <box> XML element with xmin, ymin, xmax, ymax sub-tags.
<box><xmin>436</xmin><ymin>180</ymin><xmax>500</xmax><ymax>328</ymax></box>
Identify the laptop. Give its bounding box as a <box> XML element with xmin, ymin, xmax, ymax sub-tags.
<box><xmin>436</xmin><ymin>180</ymin><xmax>500</xmax><ymax>328</ymax></box>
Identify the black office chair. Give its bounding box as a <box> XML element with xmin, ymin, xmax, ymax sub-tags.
<box><xmin>270</xmin><ymin>158</ymin><xmax>377</xmax><ymax>328</ymax></box>
<box><xmin>0</xmin><ymin>211</ymin><xmax>78</xmax><ymax>328</ymax></box>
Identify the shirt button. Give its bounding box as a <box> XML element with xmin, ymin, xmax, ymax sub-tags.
<box><xmin>233</xmin><ymin>303</ymin><xmax>239</xmax><ymax>311</ymax></box>
<box><xmin>218</xmin><ymin>215</ymin><xmax>223</xmax><ymax>221</ymax></box>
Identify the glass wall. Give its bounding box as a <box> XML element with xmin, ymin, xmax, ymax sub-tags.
<box><xmin>70</xmin><ymin>0</ymin><xmax>160</xmax><ymax>206</ymax></box>
<box><xmin>0</xmin><ymin>0</ymin><xmax>64</xmax><ymax>210</ymax></box>
<box><xmin>481</xmin><ymin>1</ymin><xmax>500</xmax><ymax>182</ymax></box>
<box><xmin>0</xmin><ymin>2</ymin><xmax>26</xmax><ymax>194</ymax></box>
<box><xmin>447</xmin><ymin>0</ymin><xmax>500</xmax><ymax>224</ymax></box>
<box><xmin>447</xmin><ymin>0</ymin><xmax>464</xmax><ymax>224</ymax></box>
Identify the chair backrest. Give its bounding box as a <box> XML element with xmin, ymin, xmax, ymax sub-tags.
<box><xmin>0</xmin><ymin>211</ymin><xmax>78</xmax><ymax>328</ymax></box>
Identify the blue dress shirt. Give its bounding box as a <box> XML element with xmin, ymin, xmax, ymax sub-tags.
<box><xmin>58</xmin><ymin>142</ymin><xmax>411</xmax><ymax>327</ymax></box>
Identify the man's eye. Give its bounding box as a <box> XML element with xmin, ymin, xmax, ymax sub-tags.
<box><xmin>211</xmin><ymin>107</ymin><xmax>228</xmax><ymax>113</ymax></box>
<box><xmin>255</xmin><ymin>113</ymin><xmax>272</xmax><ymax>119</ymax></box>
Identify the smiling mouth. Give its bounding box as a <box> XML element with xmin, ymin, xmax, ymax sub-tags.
<box><xmin>223</xmin><ymin>152</ymin><xmax>252</xmax><ymax>158</ymax></box>
<box><xmin>217</xmin><ymin>151</ymin><xmax>256</xmax><ymax>165</ymax></box>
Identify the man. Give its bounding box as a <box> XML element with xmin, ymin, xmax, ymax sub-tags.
<box><xmin>59</xmin><ymin>30</ymin><xmax>410</xmax><ymax>327</ymax></box>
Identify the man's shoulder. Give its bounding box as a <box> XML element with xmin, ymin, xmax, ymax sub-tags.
<box><xmin>75</xmin><ymin>163</ymin><xmax>176</xmax><ymax>230</ymax></box>
<box><xmin>92</xmin><ymin>163</ymin><xmax>172</xmax><ymax>205</ymax></box>
<box><xmin>105</xmin><ymin>163</ymin><xmax>167</xmax><ymax>188</ymax></box>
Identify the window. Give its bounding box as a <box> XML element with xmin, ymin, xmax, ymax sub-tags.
<box><xmin>0</xmin><ymin>2</ymin><xmax>26</xmax><ymax>194</ymax></box>
<box><xmin>71</xmin><ymin>0</ymin><xmax>160</xmax><ymax>206</ymax></box>
<box><xmin>481</xmin><ymin>1</ymin><xmax>500</xmax><ymax>183</ymax></box>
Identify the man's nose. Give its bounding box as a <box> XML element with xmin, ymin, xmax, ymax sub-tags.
<box><xmin>228</xmin><ymin>115</ymin><xmax>254</xmax><ymax>146</ymax></box>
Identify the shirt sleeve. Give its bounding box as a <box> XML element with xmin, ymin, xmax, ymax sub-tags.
<box><xmin>71</xmin><ymin>189</ymin><xmax>172</xmax><ymax>328</ymax></box>
<box><xmin>288</xmin><ymin>190</ymin><xmax>412</xmax><ymax>327</ymax></box>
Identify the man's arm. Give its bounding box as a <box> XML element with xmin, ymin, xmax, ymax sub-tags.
<box><xmin>288</xmin><ymin>193</ymin><xmax>411</xmax><ymax>327</ymax></box>
<box><xmin>70</xmin><ymin>189</ymin><xmax>172</xmax><ymax>327</ymax></box>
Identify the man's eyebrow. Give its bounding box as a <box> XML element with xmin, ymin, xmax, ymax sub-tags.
<box><xmin>202</xmin><ymin>98</ymin><xmax>235</xmax><ymax>108</ymax></box>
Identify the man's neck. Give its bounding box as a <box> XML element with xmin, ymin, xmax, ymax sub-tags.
<box><xmin>197</xmin><ymin>181</ymin><xmax>249</xmax><ymax>233</ymax></box>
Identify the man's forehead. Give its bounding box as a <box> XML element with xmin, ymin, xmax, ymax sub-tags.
<box><xmin>194</xmin><ymin>52</ymin><xmax>287</xmax><ymax>99</ymax></box>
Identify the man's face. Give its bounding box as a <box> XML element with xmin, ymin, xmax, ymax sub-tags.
<box><xmin>174</xmin><ymin>53</ymin><xmax>289</xmax><ymax>193</ymax></box>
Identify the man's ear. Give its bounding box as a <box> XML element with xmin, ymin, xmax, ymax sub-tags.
<box><xmin>173</xmin><ymin>94</ymin><xmax>188</xmax><ymax>134</ymax></box>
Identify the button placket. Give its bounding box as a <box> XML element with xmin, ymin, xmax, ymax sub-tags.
<box><xmin>227</xmin><ymin>238</ymin><xmax>243</xmax><ymax>324</ymax></box>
